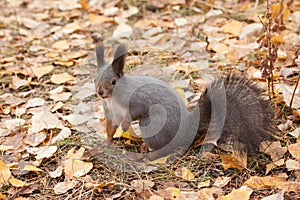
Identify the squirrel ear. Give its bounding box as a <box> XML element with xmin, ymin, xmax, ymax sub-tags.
<box><xmin>112</xmin><ymin>44</ymin><xmax>127</xmax><ymax>77</ymax></box>
<box><xmin>96</xmin><ymin>44</ymin><xmax>105</xmax><ymax>68</ymax></box>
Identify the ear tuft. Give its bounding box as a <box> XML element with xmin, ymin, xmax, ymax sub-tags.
<box><xmin>96</xmin><ymin>44</ymin><xmax>105</xmax><ymax>68</ymax></box>
<box><xmin>112</xmin><ymin>44</ymin><xmax>127</xmax><ymax>77</ymax></box>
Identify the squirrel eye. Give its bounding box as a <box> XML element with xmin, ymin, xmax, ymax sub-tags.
<box><xmin>111</xmin><ymin>79</ymin><xmax>117</xmax><ymax>85</ymax></box>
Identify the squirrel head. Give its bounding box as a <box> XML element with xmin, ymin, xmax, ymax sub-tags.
<box><xmin>95</xmin><ymin>44</ymin><xmax>127</xmax><ymax>99</ymax></box>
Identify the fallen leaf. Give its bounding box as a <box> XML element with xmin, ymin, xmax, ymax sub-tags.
<box><xmin>224</xmin><ymin>186</ymin><xmax>253</xmax><ymax>200</ymax></box>
<box><xmin>50</xmin><ymin>73</ymin><xmax>75</xmax><ymax>84</ymax></box>
<box><xmin>264</xmin><ymin>141</ymin><xmax>287</xmax><ymax>161</ymax></box>
<box><xmin>149</xmin><ymin>195</ymin><xmax>164</xmax><ymax>200</ymax></box>
<box><xmin>22</xmin><ymin>17</ymin><xmax>40</xmax><ymax>29</ymax></box>
<box><xmin>9</xmin><ymin>177</ymin><xmax>26</xmax><ymax>187</ymax></box>
<box><xmin>277</xmin><ymin>181</ymin><xmax>300</xmax><ymax>192</ymax></box>
<box><xmin>65</xmin><ymin>147</ymin><xmax>86</xmax><ymax>160</ymax></box>
<box><xmin>220</xmin><ymin>20</ymin><xmax>243</xmax><ymax>36</ymax></box>
<box><xmin>244</xmin><ymin>176</ymin><xmax>286</xmax><ymax>189</ymax></box>
<box><xmin>131</xmin><ymin>180</ymin><xmax>155</xmax><ymax>193</ymax></box>
<box><xmin>50</xmin><ymin>92</ymin><xmax>72</xmax><ymax>102</ymax></box>
<box><xmin>271</xmin><ymin>2</ymin><xmax>290</xmax><ymax>23</ymax></box>
<box><xmin>197</xmin><ymin>187</ymin><xmax>223</xmax><ymax>199</ymax></box>
<box><xmin>49</xmin><ymin>166</ymin><xmax>63</xmax><ymax>178</ymax></box>
<box><xmin>271</xmin><ymin>35</ymin><xmax>285</xmax><ymax>44</ymax></box>
<box><xmin>112</xmin><ymin>23</ymin><xmax>133</xmax><ymax>38</ymax></box>
<box><xmin>62</xmin><ymin>113</ymin><xmax>93</xmax><ymax>126</ymax></box>
<box><xmin>0</xmin><ymin>159</ymin><xmax>11</xmax><ymax>184</ymax></box>
<box><xmin>4</xmin><ymin>118</ymin><xmax>25</xmax><ymax>130</ymax></box>
<box><xmin>23</xmin><ymin>132</ymin><xmax>47</xmax><ymax>146</ymax></box>
<box><xmin>220</xmin><ymin>153</ymin><xmax>247</xmax><ymax>170</ymax></box>
<box><xmin>25</xmin><ymin>98</ymin><xmax>45</xmax><ymax>109</ymax></box>
<box><xmin>51</xmin><ymin>101</ymin><xmax>64</xmax><ymax>112</ymax></box>
<box><xmin>64</xmin><ymin>160</ymin><xmax>93</xmax><ymax>178</ymax></box>
<box><xmin>49</xmin><ymin>127</ymin><xmax>71</xmax><ymax>144</ymax></box>
<box><xmin>52</xmin><ymin>40</ymin><xmax>70</xmax><ymax>50</ymax></box>
<box><xmin>175</xmin><ymin>167</ymin><xmax>195</xmax><ymax>181</ymax></box>
<box><xmin>261</xmin><ymin>190</ymin><xmax>284</xmax><ymax>200</ymax></box>
<box><xmin>288</xmin><ymin>143</ymin><xmax>300</xmax><ymax>161</ymax></box>
<box><xmin>88</xmin><ymin>14</ymin><xmax>111</xmax><ymax>24</ymax></box>
<box><xmin>31</xmin><ymin>65</ymin><xmax>54</xmax><ymax>79</ymax></box>
<box><xmin>285</xmin><ymin>159</ymin><xmax>300</xmax><ymax>171</ymax></box>
<box><xmin>53</xmin><ymin>180</ymin><xmax>77</xmax><ymax>194</ymax></box>
<box><xmin>35</xmin><ymin>146</ymin><xmax>58</xmax><ymax>160</ymax></box>
<box><xmin>165</xmin><ymin>187</ymin><xmax>181</xmax><ymax>199</ymax></box>
<box><xmin>197</xmin><ymin>180</ymin><xmax>210</xmax><ymax>189</ymax></box>
<box><xmin>213</xmin><ymin>176</ymin><xmax>231</xmax><ymax>188</ymax></box>
<box><xmin>23</xmin><ymin>165</ymin><xmax>43</xmax><ymax>172</ymax></box>
<box><xmin>62</xmin><ymin>22</ymin><xmax>81</xmax><ymax>34</ymax></box>
<box><xmin>266</xmin><ymin>159</ymin><xmax>285</xmax><ymax>174</ymax></box>
<box><xmin>12</xmin><ymin>76</ymin><xmax>29</xmax><ymax>89</ymax></box>
<box><xmin>0</xmin><ymin>145</ymin><xmax>13</xmax><ymax>151</ymax></box>
<box><xmin>30</xmin><ymin>110</ymin><xmax>64</xmax><ymax>133</ymax></box>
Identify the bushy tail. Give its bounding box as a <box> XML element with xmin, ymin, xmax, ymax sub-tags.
<box><xmin>197</xmin><ymin>73</ymin><xmax>275</xmax><ymax>154</ymax></box>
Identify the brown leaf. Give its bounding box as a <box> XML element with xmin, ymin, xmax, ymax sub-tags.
<box><xmin>220</xmin><ymin>20</ymin><xmax>243</xmax><ymax>36</ymax></box>
<box><xmin>53</xmin><ymin>180</ymin><xmax>78</xmax><ymax>194</ymax></box>
<box><xmin>244</xmin><ymin>176</ymin><xmax>285</xmax><ymax>189</ymax></box>
<box><xmin>264</xmin><ymin>141</ymin><xmax>287</xmax><ymax>161</ymax></box>
<box><xmin>131</xmin><ymin>180</ymin><xmax>155</xmax><ymax>193</ymax></box>
<box><xmin>213</xmin><ymin>176</ymin><xmax>231</xmax><ymax>188</ymax></box>
<box><xmin>220</xmin><ymin>153</ymin><xmax>247</xmax><ymax>170</ymax></box>
<box><xmin>64</xmin><ymin>160</ymin><xmax>93</xmax><ymax>178</ymax></box>
<box><xmin>52</xmin><ymin>40</ymin><xmax>70</xmax><ymax>50</ymax></box>
<box><xmin>174</xmin><ymin>167</ymin><xmax>195</xmax><ymax>181</ymax></box>
<box><xmin>23</xmin><ymin>132</ymin><xmax>47</xmax><ymax>146</ymax></box>
<box><xmin>224</xmin><ymin>186</ymin><xmax>253</xmax><ymax>200</ymax></box>
<box><xmin>288</xmin><ymin>142</ymin><xmax>300</xmax><ymax>161</ymax></box>
<box><xmin>50</xmin><ymin>73</ymin><xmax>75</xmax><ymax>84</ymax></box>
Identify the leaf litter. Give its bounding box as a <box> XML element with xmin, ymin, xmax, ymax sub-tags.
<box><xmin>0</xmin><ymin>0</ymin><xmax>299</xmax><ymax>199</ymax></box>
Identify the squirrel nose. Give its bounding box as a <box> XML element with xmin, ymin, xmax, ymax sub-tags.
<box><xmin>98</xmin><ymin>89</ymin><xmax>104</xmax><ymax>96</ymax></box>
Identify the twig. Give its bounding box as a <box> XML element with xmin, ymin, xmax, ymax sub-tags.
<box><xmin>290</xmin><ymin>74</ymin><xmax>300</xmax><ymax>108</ymax></box>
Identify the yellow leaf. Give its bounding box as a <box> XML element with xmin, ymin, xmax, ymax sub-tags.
<box><xmin>45</xmin><ymin>52</ymin><xmax>60</xmax><ymax>59</ymax></box>
<box><xmin>0</xmin><ymin>145</ymin><xmax>13</xmax><ymax>151</ymax></box>
<box><xmin>0</xmin><ymin>159</ymin><xmax>11</xmax><ymax>184</ymax></box>
<box><xmin>23</xmin><ymin>165</ymin><xmax>43</xmax><ymax>172</ymax></box>
<box><xmin>50</xmin><ymin>73</ymin><xmax>75</xmax><ymax>84</ymax></box>
<box><xmin>9</xmin><ymin>177</ymin><xmax>26</xmax><ymax>187</ymax></box>
<box><xmin>0</xmin><ymin>192</ymin><xmax>7</xmax><ymax>200</ymax></box>
<box><xmin>271</xmin><ymin>35</ymin><xmax>285</xmax><ymax>44</ymax></box>
<box><xmin>244</xmin><ymin>176</ymin><xmax>285</xmax><ymax>189</ymax></box>
<box><xmin>225</xmin><ymin>186</ymin><xmax>253</xmax><ymax>200</ymax></box>
<box><xmin>52</xmin><ymin>40</ymin><xmax>70</xmax><ymax>50</ymax></box>
<box><xmin>66</xmin><ymin>147</ymin><xmax>86</xmax><ymax>160</ymax></box>
<box><xmin>114</xmin><ymin>126</ymin><xmax>142</xmax><ymax>143</ymax></box>
<box><xmin>54</xmin><ymin>180</ymin><xmax>77</xmax><ymax>194</ymax></box>
<box><xmin>220</xmin><ymin>20</ymin><xmax>243</xmax><ymax>36</ymax></box>
<box><xmin>165</xmin><ymin>187</ymin><xmax>181</xmax><ymax>200</ymax></box>
<box><xmin>88</xmin><ymin>14</ymin><xmax>112</xmax><ymax>24</ymax></box>
<box><xmin>64</xmin><ymin>159</ymin><xmax>93</xmax><ymax>178</ymax></box>
<box><xmin>31</xmin><ymin>65</ymin><xmax>54</xmax><ymax>79</ymax></box>
<box><xmin>220</xmin><ymin>152</ymin><xmax>247</xmax><ymax>170</ymax></box>
<box><xmin>271</xmin><ymin>2</ymin><xmax>290</xmax><ymax>23</ymax></box>
<box><xmin>54</xmin><ymin>60</ymin><xmax>75</xmax><ymax>67</ymax></box>
<box><xmin>181</xmin><ymin>167</ymin><xmax>195</xmax><ymax>181</ymax></box>
<box><xmin>288</xmin><ymin>143</ymin><xmax>300</xmax><ymax>161</ymax></box>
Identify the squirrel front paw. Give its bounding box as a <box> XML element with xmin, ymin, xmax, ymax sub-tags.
<box><xmin>121</xmin><ymin>120</ymin><xmax>130</xmax><ymax>132</ymax></box>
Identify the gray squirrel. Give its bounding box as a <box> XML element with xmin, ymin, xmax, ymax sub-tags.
<box><xmin>95</xmin><ymin>44</ymin><xmax>274</xmax><ymax>161</ymax></box>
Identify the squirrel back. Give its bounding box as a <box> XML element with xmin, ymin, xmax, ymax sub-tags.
<box><xmin>197</xmin><ymin>73</ymin><xmax>274</xmax><ymax>154</ymax></box>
